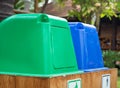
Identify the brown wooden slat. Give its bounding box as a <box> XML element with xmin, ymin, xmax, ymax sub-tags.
<box><xmin>50</xmin><ymin>76</ymin><xmax>66</xmax><ymax>88</ymax></box>
<box><xmin>50</xmin><ymin>68</ymin><xmax>117</xmax><ymax>88</ymax></box>
<box><xmin>0</xmin><ymin>68</ymin><xmax>117</xmax><ymax>88</ymax></box>
<box><xmin>109</xmin><ymin>68</ymin><xmax>118</xmax><ymax>88</ymax></box>
<box><xmin>16</xmin><ymin>76</ymin><xmax>50</xmax><ymax>88</ymax></box>
<box><xmin>0</xmin><ymin>75</ymin><xmax>15</xmax><ymax>88</ymax></box>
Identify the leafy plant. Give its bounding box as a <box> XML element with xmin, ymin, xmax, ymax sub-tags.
<box><xmin>68</xmin><ymin>0</ymin><xmax>120</xmax><ymax>30</ymax></box>
<box><xmin>14</xmin><ymin>0</ymin><xmax>67</xmax><ymax>12</ymax></box>
<box><xmin>103</xmin><ymin>50</ymin><xmax>120</xmax><ymax>76</ymax></box>
<box><xmin>14</xmin><ymin>0</ymin><xmax>44</xmax><ymax>11</ymax></box>
<box><xmin>103</xmin><ymin>50</ymin><xmax>120</xmax><ymax>68</ymax></box>
<box><xmin>14</xmin><ymin>0</ymin><xmax>24</xmax><ymax>10</ymax></box>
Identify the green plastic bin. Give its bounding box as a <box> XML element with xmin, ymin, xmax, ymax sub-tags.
<box><xmin>0</xmin><ymin>14</ymin><xmax>82</xmax><ymax>77</ymax></box>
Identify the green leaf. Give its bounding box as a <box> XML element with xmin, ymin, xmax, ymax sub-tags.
<box><xmin>100</xmin><ymin>13</ymin><xmax>105</xmax><ymax>18</ymax></box>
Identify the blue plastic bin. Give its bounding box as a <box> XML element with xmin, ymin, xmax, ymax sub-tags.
<box><xmin>69</xmin><ymin>22</ymin><xmax>108</xmax><ymax>72</ymax></box>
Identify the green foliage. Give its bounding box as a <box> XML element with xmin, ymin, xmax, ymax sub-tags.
<box><xmin>14</xmin><ymin>0</ymin><xmax>66</xmax><ymax>12</ymax></box>
<box><xmin>118</xmin><ymin>77</ymin><xmax>120</xmax><ymax>88</ymax></box>
<box><xmin>103</xmin><ymin>50</ymin><xmax>120</xmax><ymax>68</ymax></box>
<box><xmin>117</xmin><ymin>1</ymin><xmax>120</xmax><ymax>11</ymax></box>
<box><xmin>14</xmin><ymin>0</ymin><xmax>24</xmax><ymax>9</ymax></box>
<box><xmin>69</xmin><ymin>0</ymin><xmax>120</xmax><ymax>25</ymax></box>
<box><xmin>56</xmin><ymin>0</ymin><xmax>65</xmax><ymax>3</ymax></box>
<box><xmin>100</xmin><ymin>1</ymin><xmax>118</xmax><ymax>19</ymax></box>
<box><xmin>118</xmin><ymin>70</ymin><xmax>120</xmax><ymax>76</ymax></box>
<box><xmin>103</xmin><ymin>50</ymin><xmax>120</xmax><ymax>76</ymax></box>
<box><xmin>14</xmin><ymin>0</ymin><xmax>43</xmax><ymax>10</ymax></box>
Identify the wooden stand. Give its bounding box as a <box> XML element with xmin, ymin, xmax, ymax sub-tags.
<box><xmin>0</xmin><ymin>68</ymin><xmax>117</xmax><ymax>88</ymax></box>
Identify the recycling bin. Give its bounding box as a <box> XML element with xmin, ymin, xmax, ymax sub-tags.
<box><xmin>0</xmin><ymin>14</ymin><xmax>83</xmax><ymax>77</ymax></box>
<box><xmin>69</xmin><ymin>22</ymin><xmax>108</xmax><ymax>72</ymax></box>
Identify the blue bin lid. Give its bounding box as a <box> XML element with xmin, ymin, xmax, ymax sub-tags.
<box><xmin>69</xmin><ymin>22</ymin><xmax>108</xmax><ymax>72</ymax></box>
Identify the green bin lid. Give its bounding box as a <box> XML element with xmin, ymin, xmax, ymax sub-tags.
<box><xmin>0</xmin><ymin>14</ymin><xmax>83</xmax><ymax>77</ymax></box>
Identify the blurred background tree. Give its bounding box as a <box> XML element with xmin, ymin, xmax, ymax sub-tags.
<box><xmin>0</xmin><ymin>0</ymin><xmax>66</xmax><ymax>21</ymax></box>
<box><xmin>68</xmin><ymin>0</ymin><xmax>120</xmax><ymax>31</ymax></box>
<box><xmin>1</xmin><ymin>0</ymin><xmax>120</xmax><ymax>28</ymax></box>
<box><xmin>14</xmin><ymin>0</ymin><xmax>66</xmax><ymax>12</ymax></box>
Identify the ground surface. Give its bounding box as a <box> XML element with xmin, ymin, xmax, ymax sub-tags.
<box><xmin>118</xmin><ymin>77</ymin><xmax>120</xmax><ymax>88</ymax></box>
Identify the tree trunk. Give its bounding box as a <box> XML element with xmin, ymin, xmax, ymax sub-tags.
<box><xmin>34</xmin><ymin>0</ymin><xmax>39</xmax><ymax>13</ymax></box>
<box><xmin>0</xmin><ymin>0</ymin><xmax>15</xmax><ymax>21</ymax></box>
<box><xmin>40</xmin><ymin>0</ymin><xmax>49</xmax><ymax>13</ymax></box>
<box><xmin>95</xmin><ymin>12</ymin><xmax>100</xmax><ymax>31</ymax></box>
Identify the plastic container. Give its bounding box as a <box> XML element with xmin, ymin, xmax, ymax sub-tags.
<box><xmin>0</xmin><ymin>14</ymin><xmax>83</xmax><ymax>77</ymax></box>
<box><xmin>69</xmin><ymin>22</ymin><xmax>108</xmax><ymax>72</ymax></box>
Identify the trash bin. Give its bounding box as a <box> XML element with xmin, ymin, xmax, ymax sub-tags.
<box><xmin>69</xmin><ymin>22</ymin><xmax>108</xmax><ymax>72</ymax></box>
<box><xmin>0</xmin><ymin>14</ymin><xmax>83</xmax><ymax>77</ymax></box>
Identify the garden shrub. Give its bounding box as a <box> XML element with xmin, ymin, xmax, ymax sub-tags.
<box><xmin>102</xmin><ymin>50</ymin><xmax>120</xmax><ymax>75</ymax></box>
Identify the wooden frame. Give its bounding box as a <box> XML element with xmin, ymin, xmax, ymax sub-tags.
<box><xmin>0</xmin><ymin>68</ymin><xmax>117</xmax><ymax>88</ymax></box>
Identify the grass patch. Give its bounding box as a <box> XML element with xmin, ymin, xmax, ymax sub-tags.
<box><xmin>118</xmin><ymin>76</ymin><xmax>120</xmax><ymax>88</ymax></box>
